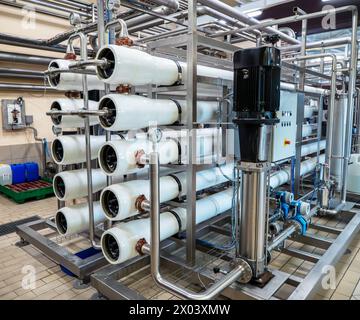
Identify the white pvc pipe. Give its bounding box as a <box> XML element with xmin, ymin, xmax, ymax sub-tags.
<box><xmin>100</xmin><ymin>163</ymin><xmax>233</xmax><ymax>221</ymax></box>
<box><xmin>280</xmin><ymin>82</ymin><xmax>327</xmax><ymax>96</ymax></box>
<box><xmin>304</xmin><ymin>105</ymin><xmax>318</xmax><ymax>119</ymax></box>
<box><xmin>98</xmin><ymin>94</ymin><xmax>220</xmax><ymax>131</ymax></box>
<box><xmin>95</xmin><ymin>45</ymin><xmax>327</xmax><ymax>96</ymax></box>
<box><xmin>53</xmin><ymin>168</ymin><xmax>107</xmax><ymax>201</ymax></box>
<box><xmin>95</xmin><ymin>45</ymin><xmax>233</xmax><ymax>86</ymax></box>
<box><xmin>270</xmin><ymin>154</ymin><xmax>325</xmax><ymax>189</ymax></box>
<box><xmin>98</xmin><ymin>94</ymin><xmax>178</xmax><ymax>131</ymax></box>
<box><xmin>302</xmin><ymin>124</ymin><xmax>316</xmax><ymax>138</ymax></box>
<box><xmin>101</xmin><ymin>176</ymin><xmax>180</xmax><ymax>221</ymax></box>
<box><xmin>301</xmin><ymin>140</ymin><xmax>326</xmax><ymax>157</ymax></box>
<box><xmin>55</xmin><ymin>201</ymin><xmax>106</xmax><ymax>236</ymax></box>
<box><xmin>48</xmin><ymin>59</ymin><xmax>107</xmax><ymax>91</ymax></box>
<box><xmin>101</xmin><ymin>189</ymin><xmax>233</xmax><ymax>264</ymax></box>
<box><xmin>51</xmin><ymin>135</ymin><xmax>119</xmax><ymax>165</ymax></box>
<box><xmin>101</xmin><ymin>153</ymin><xmax>324</xmax><ymax>264</ymax></box>
<box><xmin>50</xmin><ymin>98</ymin><xmax>99</xmax><ymax>128</ymax></box>
<box><xmin>98</xmin><ymin>139</ymin><xmax>179</xmax><ymax>176</ymax></box>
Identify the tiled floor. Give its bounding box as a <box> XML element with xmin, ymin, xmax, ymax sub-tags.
<box><xmin>0</xmin><ymin>194</ymin><xmax>359</xmax><ymax>300</ymax></box>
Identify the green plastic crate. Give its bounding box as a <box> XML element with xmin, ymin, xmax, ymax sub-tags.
<box><xmin>0</xmin><ymin>178</ymin><xmax>54</xmax><ymax>204</ymax></box>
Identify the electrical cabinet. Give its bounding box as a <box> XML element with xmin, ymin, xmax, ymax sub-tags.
<box><xmin>271</xmin><ymin>91</ymin><xmax>298</xmax><ymax>162</ymax></box>
<box><xmin>1</xmin><ymin>98</ymin><xmax>26</xmax><ymax>130</ymax></box>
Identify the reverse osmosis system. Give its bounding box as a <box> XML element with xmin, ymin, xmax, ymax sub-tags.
<box><xmin>29</xmin><ymin>0</ymin><xmax>358</xmax><ymax>301</ymax></box>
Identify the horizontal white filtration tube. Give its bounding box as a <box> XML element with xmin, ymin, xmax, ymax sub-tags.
<box><xmin>96</xmin><ymin>45</ymin><xmax>233</xmax><ymax>86</ymax></box>
<box><xmin>98</xmin><ymin>94</ymin><xmax>178</xmax><ymax>131</ymax></box>
<box><xmin>98</xmin><ymin>94</ymin><xmax>219</xmax><ymax>131</ymax></box>
<box><xmin>101</xmin><ymin>152</ymin><xmax>323</xmax><ymax>264</ymax></box>
<box><xmin>301</xmin><ymin>140</ymin><xmax>326</xmax><ymax>157</ymax></box>
<box><xmin>100</xmin><ymin>163</ymin><xmax>233</xmax><ymax>221</ymax></box>
<box><xmin>95</xmin><ymin>45</ymin><xmax>327</xmax><ymax>96</ymax></box>
<box><xmin>55</xmin><ymin>201</ymin><xmax>106</xmax><ymax>236</ymax></box>
<box><xmin>50</xmin><ymin>98</ymin><xmax>99</xmax><ymax>128</ymax></box>
<box><xmin>98</xmin><ymin>139</ymin><xmax>179</xmax><ymax>176</ymax></box>
<box><xmin>270</xmin><ymin>154</ymin><xmax>325</xmax><ymax>189</ymax></box>
<box><xmin>51</xmin><ymin>135</ymin><xmax>120</xmax><ymax>165</ymax></box>
<box><xmin>98</xmin><ymin>129</ymin><xmax>222</xmax><ymax>176</ymax></box>
<box><xmin>47</xmin><ymin>59</ymin><xmax>107</xmax><ymax>91</ymax></box>
<box><xmin>101</xmin><ymin>188</ymin><xmax>233</xmax><ymax>264</ymax></box>
<box><xmin>53</xmin><ymin>168</ymin><xmax>107</xmax><ymax>201</ymax></box>
<box><xmin>302</xmin><ymin>124</ymin><xmax>316</xmax><ymax>138</ymax></box>
<box><xmin>304</xmin><ymin>105</ymin><xmax>318</xmax><ymax>119</ymax></box>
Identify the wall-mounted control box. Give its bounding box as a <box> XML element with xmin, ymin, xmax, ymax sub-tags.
<box><xmin>271</xmin><ymin>91</ymin><xmax>298</xmax><ymax>162</ymax></box>
<box><xmin>1</xmin><ymin>98</ymin><xmax>26</xmax><ymax>130</ymax></box>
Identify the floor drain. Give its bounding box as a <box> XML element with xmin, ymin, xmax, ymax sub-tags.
<box><xmin>0</xmin><ymin>215</ymin><xmax>40</xmax><ymax>236</ymax></box>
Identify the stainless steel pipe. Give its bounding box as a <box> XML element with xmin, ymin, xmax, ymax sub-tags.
<box><xmin>197</xmin><ymin>0</ymin><xmax>300</xmax><ymax>45</ymax></box>
<box><xmin>144</xmin><ymin>152</ymin><xmax>252</xmax><ymax>300</ymax></box>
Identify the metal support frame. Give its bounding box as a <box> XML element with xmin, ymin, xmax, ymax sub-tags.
<box><xmin>16</xmin><ymin>219</ymin><xmax>107</xmax><ymax>282</ymax></box>
<box><xmin>90</xmin><ymin>204</ymin><xmax>360</xmax><ymax>300</ymax></box>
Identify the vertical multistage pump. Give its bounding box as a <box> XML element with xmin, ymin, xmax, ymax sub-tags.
<box><xmin>233</xmin><ymin>46</ymin><xmax>281</xmax><ymax>284</ymax></box>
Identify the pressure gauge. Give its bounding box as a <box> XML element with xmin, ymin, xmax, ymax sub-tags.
<box><xmin>106</xmin><ymin>0</ymin><xmax>121</xmax><ymax>11</ymax></box>
<box><xmin>148</xmin><ymin>128</ymin><xmax>163</xmax><ymax>144</ymax></box>
<box><xmin>69</xmin><ymin>12</ymin><xmax>81</xmax><ymax>26</ymax></box>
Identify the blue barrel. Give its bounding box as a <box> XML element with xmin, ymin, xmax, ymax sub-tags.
<box><xmin>10</xmin><ymin>164</ymin><xmax>26</xmax><ymax>184</ymax></box>
<box><xmin>25</xmin><ymin>162</ymin><xmax>40</xmax><ymax>182</ymax></box>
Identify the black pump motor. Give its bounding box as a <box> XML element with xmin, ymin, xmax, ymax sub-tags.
<box><xmin>233</xmin><ymin>46</ymin><xmax>281</xmax><ymax>162</ymax></box>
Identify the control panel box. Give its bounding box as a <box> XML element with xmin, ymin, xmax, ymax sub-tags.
<box><xmin>271</xmin><ymin>91</ymin><xmax>298</xmax><ymax>162</ymax></box>
<box><xmin>1</xmin><ymin>98</ymin><xmax>26</xmax><ymax>130</ymax></box>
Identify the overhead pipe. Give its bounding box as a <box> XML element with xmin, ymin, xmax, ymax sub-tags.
<box><xmin>280</xmin><ymin>37</ymin><xmax>352</xmax><ymax>53</ymax></box>
<box><xmin>25</xmin><ymin>0</ymin><xmax>93</xmax><ymax>18</ymax></box>
<box><xmin>208</xmin><ymin>4</ymin><xmax>356</xmax><ymax>45</ymax></box>
<box><xmin>0</xmin><ymin>68</ymin><xmax>44</xmax><ymax>79</ymax></box>
<box><xmin>0</xmin><ymin>52</ymin><xmax>52</xmax><ymax>65</ymax></box>
<box><xmin>0</xmin><ymin>83</ymin><xmax>58</xmax><ymax>91</ymax></box>
<box><xmin>147</xmin><ymin>0</ymin><xmax>179</xmax><ymax>12</ymax></box>
<box><xmin>100</xmin><ymin>163</ymin><xmax>233</xmax><ymax>221</ymax></box>
<box><xmin>0</xmin><ymin>0</ymin><xmax>69</xmax><ymax>19</ymax></box>
<box><xmin>197</xmin><ymin>0</ymin><xmax>300</xmax><ymax>45</ymax></box>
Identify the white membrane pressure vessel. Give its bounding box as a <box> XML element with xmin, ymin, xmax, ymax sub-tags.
<box><xmin>51</xmin><ymin>135</ymin><xmax>119</xmax><ymax>165</ymax></box>
<box><xmin>101</xmin><ymin>189</ymin><xmax>233</xmax><ymax>264</ymax></box>
<box><xmin>50</xmin><ymin>99</ymin><xmax>99</xmax><ymax>128</ymax></box>
<box><xmin>98</xmin><ymin>94</ymin><xmax>179</xmax><ymax>131</ymax></box>
<box><xmin>47</xmin><ymin>59</ymin><xmax>107</xmax><ymax>91</ymax></box>
<box><xmin>101</xmin><ymin>176</ymin><xmax>180</xmax><ymax>220</ymax></box>
<box><xmin>55</xmin><ymin>201</ymin><xmax>106</xmax><ymax>236</ymax></box>
<box><xmin>100</xmin><ymin>163</ymin><xmax>233</xmax><ymax>221</ymax></box>
<box><xmin>53</xmin><ymin>168</ymin><xmax>107</xmax><ymax>201</ymax></box>
<box><xmin>98</xmin><ymin>94</ymin><xmax>220</xmax><ymax>131</ymax></box>
<box><xmin>98</xmin><ymin>139</ymin><xmax>179</xmax><ymax>176</ymax></box>
<box><xmin>95</xmin><ymin>45</ymin><xmax>232</xmax><ymax>86</ymax></box>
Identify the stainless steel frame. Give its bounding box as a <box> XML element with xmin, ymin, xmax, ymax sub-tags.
<box><xmin>16</xmin><ymin>219</ymin><xmax>107</xmax><ymax>283</ymax></box>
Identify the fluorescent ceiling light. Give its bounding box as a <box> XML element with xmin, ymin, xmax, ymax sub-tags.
<box><xmin>246</xmin><ymin>10</ymin><xmax>263</xmax><ymax>18</ymax></box>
